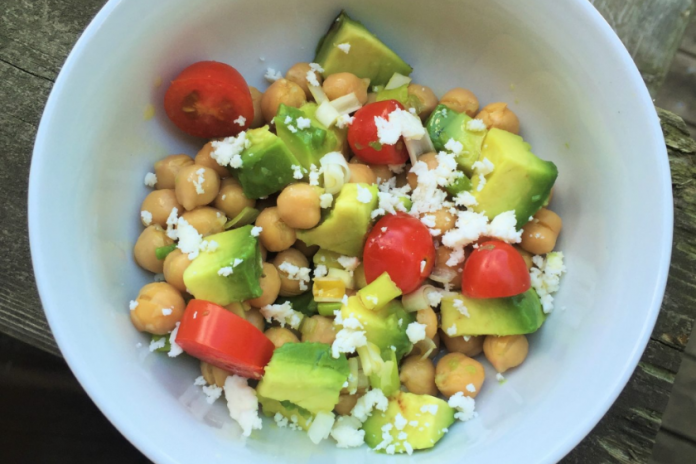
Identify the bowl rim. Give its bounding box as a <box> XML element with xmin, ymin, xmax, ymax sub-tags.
<box><xmin>28</xmin><ymin>0</ymin><xmax>673</xmax><ymax>462</ymax></box>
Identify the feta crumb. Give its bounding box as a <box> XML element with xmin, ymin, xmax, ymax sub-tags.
<box><xmin>331</xmin><ymin>416</ymin><xmax>365</xmax><ymax>448</ymax></box>
<box><xmin>149</xmin><ymin>337</ymin><xmax>166</xmax><ymax>352</ymax></box>
<box><xmin>406</xmin><ymin>322</ymin><xmax>427</xmax><ymax>344</ymax></box>
<box><xmin>251</xmin><ymin>226</ymin><xmax>263</xmax><ymax>237</ymax></box>
<box><xmin>287</xmin><ymin>125</ymin><xmax>298</xmax><ymax>134</ymax></box>
<box><xmin>336</xmin><ymin>114</ymin><xmax>354</xmax><ymax>129</ymax></box>
<box><xmin>397</xmin><ymin>431</ymin><xmax>408</xmax><ymax>440</ymax></box>
<box><xmin>202</xmin><ymin>384</ymin><xmax>223</xmax><ymax>404</ymax></box>
<box><xmin>234</xmin><ymin>115</ymin><xmax>246</xmax><ymax>126</ymax></box>
<box><xmin>403</xmin><ymin>441</ymin><xmax>414</xmax><ymax>455</ymax></box>
<box><xmin>320</xmin><ymin>193</ymin><xmax>333</xmax><ymax>209</ymax></box>
<box><xmin>446</xmin><ymin>324</ymin><xmax>457</xmax><ymax>336</ymax></box>
<box><xmin>232</xmin><ymin>258</ymin><xmax>243</xmax><ymax>267</ymax></box>
<box><xmin>453</xmin><ymin>299</ymin><xmax>470</xmax><ymax>317</ymax></box>
<box><xmin>530</xmin><ymin>252</ymin><xmax>566</xmax><ymax>313</ymax></box>
<box><xmin>307</xmin><ymin>411</ymin><xmax>335</xmax><ymax>444</ymax></box>
<box><xmin>314</xmin><ymin>264</ymin><xmax>328</xmax><ymax>278</ymax></box>
<box><xmin>291</xmin><ymin>164</ymin><xmax>304</xmax><ymax>179</ymax></box>
<box><xmin>168</xmin><ymin>322</ymin><xmax>183</xmax><ymax>357</ymax></box>
<box><xmin>487</xmin><ymin>210</ymin><xmax>522</xmax><ymax>243</ymax></box>
<box><xmin>381</xmin><ymin>227</ymin><xmax>388</xmax><ymax>233</ymax></box>
<box><xmin>448</xmin><ymin>391</ymin><xmax>477</xmax><ymax>421</ymax></box>
<box><xmin>337</xmin><ymin>42</ymin><xmax>351</xmax><ymax>54</ymax></box>
<box><xmin>140</xmin><ymin>210</ymin><xmax>153</xmax><ymax>226</ymax></box>
<box><xmin>352</xmin><ymin>389</ymin><xmax>389</xmax><ymax>422</ymax></box>
<box><xmin>161</xmin><ymin>307</ymin><xmax>173</xmax><ymax>316</ymax></box>
<box><xmin>194</xmin><ymin>376</ymin><xmax>207</xmax><ymax>386</ymax></box>
<box><xmin>394</xmin><ymin>413</ymin><xmax>408</xmax><ymax>430</ymax></box>
<box><xmin>427</xmin><ymin>290</ymin><xmax>443</xmax><ymax>307</ymax></box>
<box><xmin>211</xmin><ymin>132</ymin><xmax>249</xmax><ymax>168</ymax></box>
<box><xmin>337</xmin><ymin>256</ymin><xmax>360</xmax><ymax>271</ymax></box>
<box><xmin>356</xmin><ymin>185</ymin><xmax>373</xmax><ymax>204</ymax></box>
<box><xmin>309</xmin><ymin>62</ymin><xmax>324</xmax><ymax>73</ymax></box>
<box><xmin>420</xmin><ymin>404</ymin><xmax>438</xmax><ymax>415</ymax></box>
<box><xmin>306</xmin><ymin>70</ymin><xmax>320</xmax><ymax>87</ymax></box>
<box><xmin>454</xmin><ymin>191</ymin><xmax>478</xmax><ymax>208</ymax></box>
<box><xmin>465</xmin><ymin>383</ymin><xmax>476</xmax><ymax>393</ymax></box>
<box><xmin>374</xmin><ymin>108</ymin><xmax>425</xmax><ymax>145</ymax></box>
<box><xmin>224</xmin><ymin>375</ymin><xmax>263</xmax><ymax>437</ymax></box>
<box><xmin>264</xmin><ymin>68</ymin><xmax>283</xmax><ymax>82</ymax></box>
<box><xmin>176</xmin><ymin>217</ymin><xmax>203</xmax><ymax>260</ymax></box>
<box><xmin>192</xmin><ymin>168</ymin><xmax>206</xmax><ymax>195</ymax></box>
<box><xmin>332</xmin><ymin>316</ymin><xmax>367</xmax><ymax>358</ymax></box>
<box><xmin>296</xmin><ymin>117</ymin><xmax>311</xmax><ymax>129</ymax></box>
<box><xmin>144</xmin><ymin>172</ymin><xmax>157</xmax><ymax>187</ymax></box>
<box><xmin>444</xmin><ymin>138</ymin><xmax>463</xmax><ymax>155</ymax></box>
<box><xmin>129</xmin><ymin>300</ymin><xmax>139</xmax><ymax>311</ymax></box>
<box><xmin>308</xmin><ymin>164</ymin><xmax>322</xmax><ymax>186</ymax></box>
<box><xmin>260</xmin><ymin>301</ymin><xmax>303</xmax><ymax>329</ymax></box>
<box><xmin>388</xmin><ymin>164</ymin><xmax>405</xmax><ymax>174</ymax></box>
<box><xmin>496</xmin><ymin>373</ymin><xmax>506</xmax><ymax>382</ymax></box>
<box><xmin>278</xmin><ymin>261</ymin><xmax>312</xmax><ymax>287</ymax></box>
<box><xmin>218</xmin><ymin>266</ymin><xmax>234</xmax><ymax>277</ymax></box>
<box><xmin>284</xmin><ymin>116</ymin><xmax>293</xmax><ymax>125</ymax></box>
<box><xmin>466</xmin><ymin>119</ymin><xmax>487</xmax><ymax>132</ymax></box>
<box><xmin>274</xmin><ymin>412</ymin><xmax>289</xmax><ymax>428</ymax></box>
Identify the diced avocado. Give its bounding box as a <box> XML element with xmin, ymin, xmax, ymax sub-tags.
<box><xmin>439</xmin><ymin>112</ymin><xmax>487</xmax><ymax>175</ymax></box>
<box><xmin>357</xmin><ymin>272</ymin><xmax>402</xmax><ymax>311</ymax></box>
<box><xmin>237</xmin><ymin>126</ymin><xmax>300</xmax><ymax>199</ymax></box>
<box><xmin>256</xmin><ymin>342</ymin><xmax>350</xmax><ymax>414</ymax></box>
<box><xmin>340</xmin><ymin>296</ymin><xmax>414</xmax><ymax>360</ymax></box>
<box><xmin>224</xmin><ymin>207</ymin><xmax>259</xmax><ymax>229</ymax></box>
<box><xmin>276</xmin><ymin>292</ymin><xmax>318</xmax><ymax>317</ymax></box>
<box><xmin>425</xmin><ymin>104</ymin><xmax>460</xmax><ymax>152</ymax></box>
<box><xmin>445</xmin><ymin>172</ymin><xmax>472</xmax><ymax>197</ymax></box>
<box><xmin>317</xmin><ymin>301</ymin><xmax>343</xmax><ymax>316</ymax></box>
<box><xmin>375</xmin><ymin>85</ymin><xmax>409</xmax><ymax>106</ymax></box>
<box><xmin>363</xmin><ymin>391</ymin><xmax>455</xmax><ymax>453</ymax></box>
<box><xmin>275</xmin><ymin>104</ymin><xmax>330</xmax><ymax>170</ymax></box>
<box><xmin>315</xmin><ymin>11</ymin><xmax>412</xmax><ymax>87</ymax></box>
<box><xmin>183</xmin><ymin>226</ymin><xmax>263</xmax><ymax>305</ymax></box>
<box><xmin>471</xmin><ymin>128</ymin><xmax>558</xmax><ymax>227</ymax></box>
<box><xmin>258</xmin><ymin>397</ymin><xmax>314</xmax><ymax>430</ymax></box>
<box><xmin>357</xmin><ymin>343</ymin><xmax>400</xmax><ymax>396</ymax></box>
<box><xmin>441</xmin><ymin>289</ymin><xmax>545</xmax><ymax>336</ymax></box>
<box><xmin>297</xmin><ymin>183</ymin><xmax>378</xmax><ymax>257</ymax></box>
<box><xmin>300</xmin><ymin>102</ymin><xmax>345</xmax><ymax>154</ymax></box>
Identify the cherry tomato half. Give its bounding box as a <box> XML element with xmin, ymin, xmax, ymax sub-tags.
<box><xmin>462</xmin><ymin>241</ymin><xmax>531</xmax><ymax>299</ymax></box>
<box><xmin>164</xmin><ymin>61</ymin><xmax>254</xmax><ymax>139</ymax></box>
<box><xmin>363</xmin><ymin>213</ymin><xmax>436</xmax><ymax>294</ymax></box>
<box><xmin>348</xmin><ymin>100</ymin><xmax>409</xmax><ymax>165</ymax></box>
<box><xmin>176</xmin><ymin>300</ymin><xmax>274</xmax><ymax>379</ymax></box>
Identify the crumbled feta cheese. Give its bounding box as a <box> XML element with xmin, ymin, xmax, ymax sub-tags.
<box><xmin>374</xmin><ymin>108</ymin><xmax>425</xmax><ymax>145</ymax></box>
<box><xmin>129</xmin><ymin>300</ymin><xmax>139</xmax><ymax>311</ymax></box>
<box><xmin>284</xmin><ymin>116</ymin><xmax>293</xmax><ymax>125</ymax></box>
<box><xmin>337</xmin><ymin>256</ymin><xmax>360</xmax><ymax>271</ymax></box>
<box><xmin>165</xmin><ymin>207</ymin><xmax>179</xmax><ymax>240</ymax></box>
<box><xmin>453</xmin><ymin>299</ymin><xmax>470</xmax><ymax>317</ymax></box>
<box><xmin>149</xmin><ymin>337</ymin><xmax>166</xmax><ymax>352</ymax></box>
<box><xmin>320</xmin><ymin>193</ymin><xmax>333</xmax><ymax>209</ymax></box>
<box><xmin>224</xmin><ymin>375</ymin><xmax>263</xmax><ymax>437</ymax></box>
<box><xmin>176</xmin><ymin>217</ymin><xmax>203</xmax><ymax>260</ymax></box>
<box><xmin>309</xmin><ymin>62</ymin><xmax>324</xmax><ymax>73</ymax></box>
<box><xmin>472</xmin><ymin>157</ymin><xmax>495</xmax><ymax>176</ymax></box>
<box><xmin>308</xmin><ymin>164</ymin><xmax>321</xmax><ymax>186</ymax></box>
<box><xmin>296</xmin><ymin>117</ymin><xmax>311</xmax><ymax>129</ymax></box>
<box><xmin>162</xmin><ymin>307</ymin><xmax>173</xmax><ymax>316</ymax></box>
<box><xmin>232</xmin><ymin>258</ymin><xmax>243</xmax><ymax>267</ymax></box>
<box><xmin>332</xmin><ymin>315</ymin><xmax>367</xmax><ymax>358</ymax></box>
<box><xmin>466</xmin><ymin>119</ymin><xmax>487</xmax><ymax>132</ymax></box>
<box><xmin>168</xmin><ymin>322</ymin><xmax>183</xmax><ymax>357</ymax></box>
<box><xmin>351</xmin><ymin>389</ymin><xmax>388</xmax><ymax>423</ymax></box>
<box><xmin>306</xmin><ymin>70</ymin><xmax>320</xmax><ymax>87</ymax></box>
<box><xmin>307</xmin><ymin>411</ymin><xmax>335</xmax><ymax>444</ymax></box>
<box><xmin>446</xmin><ymin>324</ymin><xmax>457</xmax><ymax>336</ymax></box>
<box><xmin>278</xmin><ymin>261</ymin><xmax>312</xmax><ymax>288</ymax></box>
<box><xmin>218</xmin><ymin>266</ymin><xmax>234</xmax><ymax>276</ymax></box>
<box><xmin>192</xmin><ymin>168</ymin><xmax>206</xmax><ymax>195</ymax></box>
<box><xmin>421</xmin><ymin>215</ymin><xmax>436</xmax><ymax>228</ymax></box>
<box><xmin>394</xmin><ymin>413</ymin><xmax>408</xmax><ymax>430</ymax></box>
<box><xmin>211</xmin><ymin>132</ymin><xmax>249</xmax><ymax>169</ymax></box>
<box><xmin>388</xmin><ymin>164</ymin><xmax>405</xmax><ymax>174</ymax></box>
<box><xmin>530</xmin><ymin>252</ymin><xmax>566</xmax><ymax>313</ymax></box>
<box><xmin>444</xmin><ymin>138</ymin><xmax>463</xmax><ymax>155</ymax></box>
<box><xmin>291</xmin><ymin>164</ymin><xmax>304</xmax><ymax>179</ymax></box>
<box><xmin>397</xmin><ymin>431</ymin><xmax>408</xmax><ymax>440</ymax></box>
<box><xmin>488</xmin><ymin>210</ymin><xmax>522</xmax><ymax>243</ymax></box>
<box><xmin>194</xmin><ymin>376</ymin><xmax>207</xmax><ymax>386</ymax></box>
<box><xmin>420</xmin><ymin>404</ymin><xmax>439</xmax><ymax>415</ymax></box>
<box><xmin>406</xmin><ymin>322</ymin><xmax>427</xmax><ymax>344</ymax></box>
<box><xmin>356</xmin><ymin>185</ymin><xmax>373</xmax><ymax>204</ymax></box>
<box><xmin>140</xmin><ymin>210</ymin><xmax>153</xmax><ymax>226</ymax></box>
<box><xmin>335</xmin><ymin>114</ymin><xmax>354</xmax><ymax>129</ymax></box>
<box><xmin>287</xmin><ymin>125</ymin><xmax>298</xmax><ymax>134</ymax></box>
<box><xmin>260</xmin><ymin>301</ymin><xmax>303</xmax><ymax>329</ymax></box>
<box><xmin>202</xmin><ymin>384</ymin><xmax>223</xmax><ymax>404</ymax></box>
<box><xmin>251</xmin><ymin>226</ymin><xmax>263</xmax><ymax>237</ymax></box>
<box><xmin>314</xmin><ymin>264</ymin><xmax>328</xmax><ymax>278</ymax></box>
<box><xmin>234</xmin><ymin>115</ymin><xmax>246</xmax><ymax>126</ymax></box>
<box><xmin>463</xmin><ymin>335</ymin><xmax>471</xmax><ymax>342</ymax></box>
<box><xmin>331</xmin><ymin>416</ymin><xmax>365</xmax><ymax>448</ymax></box>
<box><xmin>427</xmin><ymin>290</ymin><xmax>443</xmax><ymax>307</ymax></box>
<box><xmin>144</xmin><ymin>172</ymin><xmax>157</xmax><ymax>187</ymax></box>
<box><xmin>448</xmin><ymin>392</ymin><xmax>477</xmax><ymax>421</ymax></box>
<box><xmin>274</xmin><ymin>412</ymin><xmax>289</xmax><ymax>428</ymax></box>
<box><xmin>465</xmin><ymin>383</ymin><xmax>476</xmax><ymax>393</ymax></box>
<box><xmin>454</xmin><ymin>191</ymin><xmax>478</xmax><ymax>208</ymax></box>
<box><xmin>337</xmin><ymin>42</ymin><xmax>351</xmax><ymax>54</ymax></box>
<box><xmin>496</xmin><ymin>373</ymin><xmax>506</xmax><ymax>382</ymax></box>
<box><xmin>264</xmin><ymin>68</ymin><xmax>283</xmax><ymax>82</ymax></box>
<box><xmin>403</xmin><ymin>441</ymin><xmax>414</xmax><ymax>455</ymax></box>
<box><xmin>205</xmin><ymin>240</ymin><xmax>219</xmax><ymax>252</ymax></box>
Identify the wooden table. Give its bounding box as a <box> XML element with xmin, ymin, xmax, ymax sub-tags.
<box><xmin>1</xmin><ymin>1</ymin><xmax>694</xmax><ymax>462</ymax></box>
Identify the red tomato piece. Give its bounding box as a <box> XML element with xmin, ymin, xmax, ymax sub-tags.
<box><xmin>462</xmin><ymin>241</ymin><xmax>531</xmax><ymax>299</ymax></box>
<box><xmin>348</xmin><ymin>100</ymin><xmax>409</xmax><ymax>165</ymax></box>
<box><xmin>363</xmin><ymin>213</ymin><xmax>436</xmax><ymax>294</ymax></box>
<box><xmin>164</xmin><ymin>61</ymin><xmax>254</xmax><ymax>139</ymax></box>
<box><xmin>175</xmin><ymin>300</ymin><xmax>274</xmax><ymax>379</ymax></box>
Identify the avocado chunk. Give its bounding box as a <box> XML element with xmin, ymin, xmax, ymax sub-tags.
<box><xmin>363</xmin><ymin>391</ymin><xmax>455</xmax><ymax>453</ymax></box>
<box><xmin>312</xmin><ymin>249</ymin><xmax>345</xmax><ymax>270</ymax></box>
<box><xmin>297</xmin><ymin>183</ymin><xmax>378</xmax><ymax>257</ymax></box>
<box><xmin>315</xmin><ymin>11</ymin><xmax>412</xmax><ymax>87</ymax></box>
<box><xmin>357</xmin><ymin>272</ymin><xmax>402</xmax><ymax>311</ymax></box>
<box><xmin>340</xmin><ymin>296</ymin><xmax>414</xmax><ymax>360</ymax></box>
<box><xmin>256</xmin><ymin>342</ymin><xmax>349</xmax><ymax>414</ymax></box>
<box><xmin>258</xmin><ymin>396</ymin><xmax>314</xmax><ymax>430</ymax></box>
<box><xmin>300</xmin><ymin>102</ymin><xmax>345</xmax><ymax>154</ymax></box>
<box><xmin>183</xmin><ymin>225</ymin><xmax>263</xmax><ymax>305</ymax></box>
<box><xmin>276</xmin><ymin>291</ymin><xmax>318</xmax><ymax>317</ymax></box>
<box><xmin>471</xmin><ymin>128</ymin><xmax>558</xmax><ymax>227</ymax></box>
<box><xmin>438</xmin><ymin>112</ymin><xmax>488</xmax><ymax>175</ymax></box>
<box><xmin>236</xmin><ymin>126</ymin><xmax>300</xmax><ymax>199</ymax></box>
<box><xmin>425</xmin><ymin>104</ymin><xmax>460</xmax><ymax>152</ymax></box>
<box><xmin>375</xmin><ymin>85</ymin><xmax>409</xmax><ymax>106</ymax></box>
<box><xmin>444</xmin><ymin>172</ymin><xmax>472</xmax><ymax>197</ymax></box>
<box><xmin>275</xmin><ymin>104</ymin><xmax>332</xmax><ymax>170</ymax></box>
<box><xmin>441</xmin><ymin>289</ymin><xmax>545</xmax><ymax>336</ymax></box>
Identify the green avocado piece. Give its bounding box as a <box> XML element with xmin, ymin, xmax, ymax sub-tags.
<box><xmin>224</xmin><ymin>207</ymin><xmax>259</xmax><ymax>229</ymax></box>
<box><xmin>258</xmin><ymin>397</ymin><xmax>314</xmax><ymax>430</ymax></box>
<box><xmin>300</xmin><ymin>102</ymin><xmax>346</xmax><ymax>154</ymax></box>
<box><xmin>425</xmin><ymin>104</ymin><xmax>460</xmax><ymax>152</ymax></box>
<box><xmin>340</xmin><ymin>296</ymin><xmax>414</xmax><ymax>360</ymax></box>
<box><xmin>312</xmin><ymin>249</ymin><xmax>345</xmax><ymax>270</ymax></box>
<box><xmin>276</xmin><ymin>291</ymin><xmax>318</xmax><ymax>316</ymax></box>
<box><xmin>471</xmin><ymin>128</ymin><xmax>558</xmax><ymax>227</ymax></box>
<box><xmin>183</xmin><ymin>225</ymin><xmax>263</xmax><ymax>306</ymax></box>
<box><xmin>375</xmin><ymin>85</ymin><xmax>409</xmax><ymax>106</ymax></box>
<box><xmin>274</xmin><ymin>104</ymin><xmax>330</xmax><ymax>170</ymax></box>
<box><xmin>256</xmin><ymin>342</ymin><xmax>350</xmax><ymax>414</ymax></box>
<box><xmin>363</xmin><ymin>391</ymin><xmax>455</xmax><ymax>453</ymax></box>
<box><xmin>315</xmin><ymin>11</ymin><xmax>412</xmax><ymax>87</ymax></box>
<box><xmin>297</xmin><ymin>183</ymin><xmax>378</xmax><ymax>257</ymax></box>
<box><xmin>441</xmin><ymin>289</ymin><xmax>546</xmax><ymax>336</ymax></box>
<box><xmin>357</xmin><ymin>272</ymin><xmax>402</xmax><ymax>311</ymax></box>
<box><xmin>445</xmin><ymin>173</ymin><xmax>472</xmax><ymax>197</ymax></box>
<box><xmin>237</xmin><ymin>126</ymin><xmax>300</xmax><ymax>199</ymax></box>
<box><xmin>439</xmin><ymin>112</ymin><xmax>488</xmax><ymax>175</ymax></box>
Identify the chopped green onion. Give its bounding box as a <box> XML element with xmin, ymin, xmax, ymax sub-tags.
<box><xmin>317</xmin><ymin>302</ymin><xmax>343</xmax><ymax>316</ymax></box>
<box><xmin>402</xmin><ymin>285</ymin><xmax>440</xmax><ymax>312</ymax></box>
<box><xmin>155</xmin><ymin>244</ymin><xmax>177</xmax><ymax>260</ymax></box>
<box><xmin>150</xmin><ymin>334</ymin><xmax>171</xmax><ymax>353</ymax></box>
<box><xmin>357</xmin><ymin>272</ymin><xmax>402</xmax><ymax>311</ymax></box>
<box><xmin>224</xmin><ymin>207</ymin><xmax>260</xmax><ymax>230</ymax></box>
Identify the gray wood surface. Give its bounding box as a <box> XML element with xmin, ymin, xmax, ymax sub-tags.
<box><xmin>1</xmin><ymin>0</ymin><xmax>695</xmax><ymax>462</ymax></box>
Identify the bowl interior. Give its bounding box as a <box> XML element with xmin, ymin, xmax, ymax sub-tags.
<box><xmin>30</xmin><ymin>0</ymin><xmax>671</xmax><ymax>463</ymax></box>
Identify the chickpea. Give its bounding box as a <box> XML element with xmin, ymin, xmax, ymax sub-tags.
<box><xmin>195</xmin><ymin>142</ymin><xmax>229</xmax><ymax>178</ymax></box>
<box><xmin>175</xmin><ymin>164</ymin><xmax>220</xmax><ymax>211</ymax></box>
<box><xmin>130</xmin><ymin>282</ymin><xmax>185</xmax><ymax>334</ymax></box>
<box><xmin>476</xmin><ymin>102</ymin><xmax>520</xmax><ymax>134</ymax></box>
<box><xmin>400</xmin><ymin>356</ymin><xmax>438</xmax><ymax>396</ymax></box>
<box><xmin>407</xmin><ymin>152</ymin><xmax>438</xmax><ymax>189</ymax></box>
<box><xmin>248</xmin><ymin>263</ymin><xmax>281</xmax><ymax>308</ymax></box>
<box><xmin>348</xmin><ymin>164</ymin><xmax>377</xmax><ymax>185</ymax></box>
<box><xmin>294</xmin><ymin>239</ymin><xmax>319</xmax><ymax>258</ymax></box>
<box><xmin>483</xmin><ymin>335</ymin><xmax>529</xmax><ymax>373</ymax></box>
<box><xmin>408</xmin><ymin>84</ymin><xmax>438</xmax><ymax>119</ymax></box>
<box><xmin>134</xmin><ymin>225</ymin><xmax>174</xmax><ymax>273</ymax></box>
<box><xmin>322</xmin><ymin>72</ymin><xmax>368</xmax><ymax>105</ymax></box>
<box><xmin>154</xmin><ymin>154</ymin><xmax>194</xmax><ymax>189</ymax></box>
<box><xmin>261</xmin><ymin>78</ymin><xmax>307</xmax><ymax>123</ymax></box>
<box><xmin>520</xmin><ymin>208</ymin><xmax>562</xmax><ymax>255</ymax></box>
<box><xmin>277</xmin><ymin>183</ymin><xmax>321</xmax><ymax>229</ymax></box>
<box><xmin>371</xmin><ymin>164</ymin><xmax>394</xmax><ymax>184</ymax></box>
<box><xmin>273</xmin><ymin>248</ymin><xmax>310</xmax><ymax>297</ymax></box>
<box><xmin>334</xmin><ymin>394</ymin><xmax>360</xmax><ymax>416</ymax></box>
<box><xmin>201</xmin><ymin>361</ymin><xmax>231</xmax><ymax>388</ymax></box>
<box><xmin>180</xmin><ymin>207</ymin><xmax>226</xmax><ymax>237</ymax></box>
<box><xmin>440</xmin><ymin>88</ymin><xmax>479</xmax><ymax>117</ymax></box>
<box><xmin>246</xmin><ymin>308</ymin><xmax>266</xmax><ymax>332</ymax></box>
<box><xmin>248</xmin><ymin>86</ymin><xmax>265</xmax><ymax>129</ymax></box>
<box><xmin>214</xmin><ymin>178</ymin><xmax>256</xmax><ymax>220</ymax></box>
<box><xmin>255</xmin><ymin>207</ymin><xmax>296</xmax><ymax>252</ymax></box>
<box><xmin>140</xmin><ymin>189</ymin><xmax>182</xmax><ymax>227</ymax></box>
<box><xmin>431</xmin><ymin>246</ymin><xmax>463</xmax><ymax>290</ymax></box>
<box><xmin>163</xmin><ymin>248</ymin><xmax>191</xmax><ymax>293</ymax></box>
<box><xmin>265</xmin><ymin>327</ymin><xmax>299</xmax><ymax>348</ymax></box>
<box><xmin>515</xmin><ymin>245</ymin><xmax>534</xmax><ymax>270</ymax></box>
<box><xmin>426</xmin><ymin>209</ymin><xmax>456</xmax><ymax>234</ymax></box>
<box><xmin>440</xmin><ymin>332</ymin><xmax>484</xmax><ymax>357</ymax></box>
<box><xmin>416</xmin><ymin>307</ymin><xmax>438</xmax><ymax>339</ymax></box>
<box><xmin>301</xmin><ymin>315</ymin><xmax>336</xmax><ymax>344</ymax></box>
<box><xmin>285</xmin><ymin>62</ymin><xmax>322</xmax><ymax>99</ymax></box>
<box><xmin>435</xmin><ymin>352</ymin><xmax>485</xmax><ymax>398</ymax></box>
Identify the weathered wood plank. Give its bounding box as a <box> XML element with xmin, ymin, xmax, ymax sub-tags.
<box><xmin>651</xmin><ymin>430</ymin><xmax>696</xmax><ymax>464</ymax></box>
<box><xmin>590</xmin><ymin>0</ymin><xmax>695</xmax><ymax>93</ymax></box>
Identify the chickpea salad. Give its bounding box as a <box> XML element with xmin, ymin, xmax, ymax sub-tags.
<box><xmin>130</xmin><ymin>11</ymin><xmax>566</xmax><ymax>454</ymax></box>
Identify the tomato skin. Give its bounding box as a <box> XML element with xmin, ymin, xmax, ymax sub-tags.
<box><xmin>164</xmin><ymin>61</ymin><xmax>254</xmax><ymax>139</ymax></box>
<box><xmin>176</xmin><ymin>300</ymin><xmax>274</xmax><ymax>379</ymax></box>
<box><xmin>462</xmin><ymin>241</ymin><xmax>531</xmax><ymax>299</ymax></box>
<box><xmin>348</xmin><ymin>100</ymin><xmax>409</xmax><ymax>165</ymax></box>
<box><xmin>363</xmin><ymin>213</ymin><xmax>436</xmax><ymax>294</ymax></box>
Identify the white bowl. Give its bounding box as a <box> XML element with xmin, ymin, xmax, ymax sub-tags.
<box><xmin>29</xmin><ymin>0</ymin><xmax>672</xmax><ymax>462</ymax></box>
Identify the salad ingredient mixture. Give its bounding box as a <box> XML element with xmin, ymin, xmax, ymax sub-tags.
<box><xmin>129</xmin><ymin>10</ymin><xmax>566</xmax><ymax>454</ymax></box>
